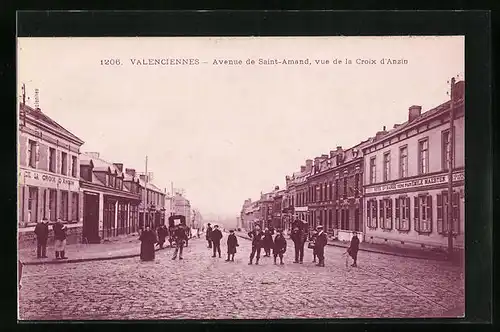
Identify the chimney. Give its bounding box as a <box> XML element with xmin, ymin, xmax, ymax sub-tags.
<box><xmin>305</xmin><ymin>159</ymin><xmax>313</xmax><ymax>172</ymax></box>
<box><xmin>408</xmin><ymin>105</ymin><xmax>422</xmax><ymax>122</ymax></box>
<box><xmin>453</xmin><ymin>81</ymin><xmax>465</xmax><ymax>101</ymax></box>
<box><xmin>139</xmin><ymin>174</ymin><xmax>146</xmax><ymax>182</ymax></box>
<box><xmin>330</xmin><ymin>150</ymin><xmax>336</xmax><ymax>158</ymax></box>
<box><xmin>113</xmin><ymin>163</ymin><xmax>123</xmax><ymax>172</ymax></box>
<box><xmin>86</xmin><ymin>152</ymin><xmax>100</xmax><ymax>159</ymax></box>
<box><xmin>321</xmin><ymin>154</ymin><xmax>329</xmax><ymax>159</ymax></box>
<box><xmin>393</xmin><ymin>123</ymin><xmax>401</xmax><ymax>129</ymax></box>
<box><xmin>125</xmin><ymin>168</ymin><xmax>136</xmax><ymax>177</ymax></box>
<box><xmin>314</xmin><ymin>157</ymin><xmax>321</xmax><ymax>167</ymax></box>
<box><xmin>300</xmin><ymin>166</ymin><xmax>306</xmax><ymax>172</ymax></box>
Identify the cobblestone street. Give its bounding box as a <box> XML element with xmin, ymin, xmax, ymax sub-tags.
<box><xmin>18</xmin><ymin>234</ymin><xmax>464</xmax><ymax>320</ymax></box>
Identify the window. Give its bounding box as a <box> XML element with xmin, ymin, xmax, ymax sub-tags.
<box><xmin>109</xmin><ymin>175</ymin><xmax>115</xmax><ymax>188</ymax></box>
<box><xmin>328</xmin><ymin>209</ymin><xmax>333</xmax><ymax>230</ymax></box>
<box><xmin>354</xmin><ymin>174</ymin><xmax>360</xmax><ymax>197</ymax></box>
<box><xmin>369</xmin><ymin>157</ymin><xmax>376</xmax><ymax>184</ymax></box>
<box><xmin>418</xmin><ymin>139</ymin><xmax>429</xmax><ymax>174</ymax></box>
<box><xmin>383</xmin><ymin>152</ymin><xmax>391</xmax><ymax>182</ymax></box>
<box><xmin>335</xmin><ymin>179</ymin><xmax>339</xmax><ymax>200</ymax></box>
<box><xmin>49</xmin><ymin>148</ymin><xmax>56</xmax><ymax>172</ymax></box>
<box><xmin>399</xmin><ymin>146</ymin><xmax>408</xmax><ymax>178</ymax></box>
<box><xmin>72</xmin><ymin>156</ymin><xmax>77</xmax><ymax>177</ymax></box>
<box><xmin>442</xmin><ymin>130</ymin><xmax>453</xmax><ymax>171</ymax></box>
<box><xmin>28</xmin><ymin>140</ymin><xmax>37</xmax><ymax>168</ymax></box>
<box><xmin>60</xmin><ymin>191</ymin><xmax>69</xmax><ymax>221</ymax></box>
<box><xmin>42</xmin><ymin>189</ymin><xmax>47</xmax><ymax>219</ymax></box>
<box><xmin>71</xmin><ymin>192</ymin><xmax>79</xmax><ymax>221</ymax></box>
<box><xmin>28</xmin><ymin>187</ymin><xmax>38</xmax><ymax>223</ymax></box>
<box><xmin>343</xmin><ymin>178</ymin><xmax>347</xmax><ymax>199</ymax></box>
<box><xmin>61</xmin><ymin>152</ymin><xmax>68</xmax><ymax>175</ymax></box>
<box><xmin>319</xmin><ymin>184</ymin><xmax>323</xmax><ymax>201</ymax></box>
<box><xmin>49</xmin><ymin>189</ymin><xmax>57</xmax><ymax>221</ymax></box>
<box><xmin>329</xmin><ymin>181</ymin><xmax>333</xmax><ymax>200</ymax></box>
<box><xmin>380</xmin><ymin>198</ymin><xmax>393</xmax><ymax>230</ymax></box>
<box><xmin>395</xmin><ymin>196</ymin><xmax>411</xmax><ymax>231</ymax></box>
<box><xmin>367</xmin><ymin>200</ymin><xmax>378</xmax><ymax>228</ymax></box>
<box><xmin>437</xmin><ymin>191</ymin><xmax>460</xmax><ymax>235</ymax></box>
<box><xmin>414</xmin><ymin>195</ymin><xmax>432</xmax><ymax>233</ymax></box>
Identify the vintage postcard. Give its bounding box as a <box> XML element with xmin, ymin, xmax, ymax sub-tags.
<box><xmin>17</xmin><ymin>36</ymin><xmax>465</xmax><ymax>320</ymax></box>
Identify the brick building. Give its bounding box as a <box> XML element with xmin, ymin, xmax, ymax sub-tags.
<box><xmin>362</xmin><ymin>81</ymin><xmax>465</xmax><ymax>250</ymax></box>
<box><xmin>18</xmin><ymin>104</ymin><xmax>84</xmax><ymax>247</ymax></box>
<box><xmin>79</xmin><ymin>153</ymin><xmax>141</xmax><ymax>242</ymax></box>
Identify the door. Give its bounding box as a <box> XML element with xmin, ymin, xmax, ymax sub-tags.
<box><xmin>83</xmin><ymin>193</ymin><xmax>100</xmax><ymax>243</ymax></box>
<box><xmin>354</xmin><ymin>208</ymin><xmax>360</xmax><ymax>231</ymax></box>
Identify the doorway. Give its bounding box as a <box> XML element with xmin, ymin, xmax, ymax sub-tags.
<box><xmin>83</xmin><ymin>192</ymin><xmax>100</xmax><ymax>243</ymax></box>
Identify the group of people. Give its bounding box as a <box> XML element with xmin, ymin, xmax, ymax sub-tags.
<box><xmin>205</xmin><ymin>223</ymin><xmax>239</xmax><ymax>261</ymax></box>
<box><xmin>247</xmin><ymin>226</ymin><xmax>287</xmax><ymax>265</ymax></box>
<box><xmin>139</xmin><ymin>223</ymin><xmax>190</xmax><ymax>261</ymax></box>
<box><xmin>33</xmin><ymin>218</ymin><xmax>68</xmax><ymax>260</ymax></box>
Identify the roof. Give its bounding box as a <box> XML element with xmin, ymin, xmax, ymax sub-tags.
<box><xmin>22</xmin><ymin>104</ymin><xmax>85</xmax><ymax>145</ymax></box>
<box><xmin>138</xmin><ymin>178</ymin><xmax>164</xmax><ymax>193</ymax></box>
<box><xmin>81</xmin><ymin>153</ymin><xmax>123</xmax><ymax>177</ymax></box>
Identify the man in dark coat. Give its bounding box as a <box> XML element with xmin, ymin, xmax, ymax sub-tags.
<box><xmin>172</xmin><ymin>224</ymin><xmax>188</xmax><ymax>260</ymax></box>
<box><xmin>226</xmin><ymin>229</ymin><xmax>239</xmax><ymax>262</ymax></box>
<box><xmin>34</xmin><ymin>219</ymin><xmax>49</xmax><ymax>258</ymax></box>
<box><xmin>247</xmin><ymin>225</ymin><xmax>264</xmax><ymax>265</ymax></box>
<box><xmin>273</xmin><ymin>229</ymin><xmax>287</xmax><ymax>265</ymax></box>
<box><xmin>309</xmin><ymin>229</ymin><xmax>318</xmax><ymax>263</ymax></box>
<box><xmin>290</xmin><ymin>226</ymin><xmax>306</xmax><ymax>264</ymax></box>
<box><xmin>156</xmin><ymin>225</ymin><xmax>168</xmax><ymax>249</ymax></box>
<box><xmin>139</xmin><ymin>225</ymin><xmax>157</xmax><ymax>261</ymax></box>
<box><xmin>206</xmin><ymin>223</ymin><xmax>213</xmax><ymax>248</ymax></box>
<box><xmin>348</xmin><ymin>232</ymin><xmax>360</xmax><ymax>267</ymax></box>
<box><xmin>211</xmin><ymin>225</ymin><xmax>223</xmax><ymax>258</ymax></box>
<box><xmin>262</xmin><ymin>228</ymin><xmax>273</xmax><ymax>257</ymax></box>
<box><xmin>315</xmin><ymin>225</ymin><xmax>328</xmax><ymax>267</ymax></box>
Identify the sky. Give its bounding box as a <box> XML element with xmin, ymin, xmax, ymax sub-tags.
<box><xmin>17</xmin><ymin>36</ymin><xmax>464</xmax><ymax>219</ymax></box>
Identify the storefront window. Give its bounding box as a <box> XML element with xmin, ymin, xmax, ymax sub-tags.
<box><xmin>395</xmin><ymin>196</ymin><xmax>410</xmax><ymax>231</ymax></box>
<box><xmin>437</xmin><ymin>191</ymin><xmax>460</xmax><ymax>235</ymax></box>
<box><xmin>28</xmin><ymin>187</ymin><xmax>38</xmax><ymax>223</ymax></box>
<box><xmin>60</xmin><ymin>191</ymin><xmax>68</xmax><ymax>221</ymax></box>
<box><xmin>71</xmin><ymin>192</ymin><xmax>79</xmax><ymax>221</ymax></box>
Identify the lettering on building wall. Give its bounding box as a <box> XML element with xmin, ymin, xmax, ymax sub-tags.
<box><xmin>20</xmin><ymin>168</ymin><xmax>79</xmax><ymax>190</ymax></box>
<box><xmin>365</xmin><ymin>171</ymin><xmax>464</xmax><ymax>194</ymax></box>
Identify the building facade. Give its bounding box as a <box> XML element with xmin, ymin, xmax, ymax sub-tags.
<box><xmin>292</xmin><ymin>160</ymin><xmax>313</xmax><ymax>229</ymax></box>
<box><xmin>138</xmin><ymin>176</ymin><xmax>166</xmax><ymax>229</ymax></box>
<box><xmin>271</xmin><ymin>188</ymin><xmax>285</xmax><ymax>230</ymax></box>
<box><xmin>79</xmin><ymin>153</ymin><xmax>141</xmax><ymax>242</ymax></box>
<box><xmin>362</xmin><ymin>81</ymin><xmax>465</xmax><ymax>250</ymax></box>
<box><xmin>172</xmin><ymin>192</ymin><xmax>191</xmax><ymax>225</ymax></box>
<box><xmin>18</xmin><ymin>104</ymin><xmax>84</xmax><ymax>229</ymax></box>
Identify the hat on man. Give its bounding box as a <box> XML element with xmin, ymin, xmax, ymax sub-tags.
<box><xmin>208</xmin><ymin>223</ymin><xmax>211</xmax><ymax>226</ymax></box>
<box><xmin>230</xmin><ymin>229</ymin><xmax>234</xmax><ymax>233</ymax></box>
<box><xmin>316</xmin><ymin>225</ymin><xmax>323</xmax><ymax>229</ymax></box>
<box><xmin>214</xmin><ymin>225</ymin><xmax>219</xmax><ymax>228</ymax></box>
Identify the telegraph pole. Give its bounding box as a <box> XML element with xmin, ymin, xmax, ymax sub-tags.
<box><xmin>447</xmin><ymin>77</ymin><xmax>456</xmax><ymax>259</ymax></box>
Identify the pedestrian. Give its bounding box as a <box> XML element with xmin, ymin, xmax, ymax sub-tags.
<box><xmin>290</xmin><ymin>226</ymin><xmax>306</xmax><ymax>264</ymax></box>
<box><xmin>197</xmin><ymin>228</ymin><xmax>200</xmax><ymax>239</ymax></box>
<box><xmin>206</xmin><ymin>223</ymin><xmax>213</xmax><ymax>248</ymax></box>
<box><xmin>52</xmin><ymin>219</ymin><xmax>68</xmax><ymax>260</ymax></box>
<box><xmin>34</xmin><ymin>218</ymin><xmax>49</xmax><ymax>258</ymax></box>
<box><xmin>262</xmin><ymin>228</ymin><xmax>273</xmax><ymax>257</ymax></box>
<box><xmin>225</xmin><ymin>229</ymin><xmax>239</xmax><ymax>262</ymax></box>
<box><xmin>309</xmin><ymin>229</ymin><xmax>318</xmax><ymax>263</ymax></box>
<box><xmin>315</xmin><ymin>225</ymin><xmax>328</xmax><ymax>267</ymax></box>
<box><xmin>139</xmin><ymin>225</ymin><xmax>157</xmax><ymax>261</ymax></box>
<box><xmin>156</xmin><ymin>225</ymin><xmax>167</xmax><ymax>249</ymax></box>
<box><xmin>211</xmin><ymin>225</ymin><xmax>223</xmax><ymax>258</ymax></box>
<box><xmin>172</xmin><ymin>224</ymin><xmax>188</xmax><ymax>260</ymax></box>
<box><xmin>184</xmin><ymin>225</ymin><xmax>190</xmax><ymax>247</ymax></box>
<box><xmin>247</xmin><ymin>225</ymin><xmax>264</xmax><ymax>265</ymax></box>
<box><xmin>347</xmin><ymin>232</ymin><xmax>360</xmax><ymax>267</ymax></box>
<box><xmin>273</xmin><ymin>229</ymin><xmax>287</xmax><ymax>265</ymax></box>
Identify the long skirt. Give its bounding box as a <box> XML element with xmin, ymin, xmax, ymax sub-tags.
<box><xmin>54</xmin><ymin>239</ymin><xmax>66</xmax><ymax>251</ymax></box>
<box><xmin>140</xmin><ymin>242</ymin><xmax>155</xmax><ymax>261</ymax></box>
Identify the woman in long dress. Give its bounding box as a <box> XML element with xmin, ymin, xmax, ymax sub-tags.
<box><xmin>139</xmin><ymin>226</ymin><xmax>157</xmax><ymax>261</ymax></box>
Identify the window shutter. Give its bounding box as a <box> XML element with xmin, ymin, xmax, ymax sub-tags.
<box><xmin>453</xmin><ymin>192</ymin><xmax>460</xmax><ymax>235</ymax></box>
<box><xmin>414</xmin><ymin>196</ymin><xmax>419</xmax><ymax>231</ymax></box>
<box><xmin>406</xmin><ymin>197</ymin><xmax>411</xmax><ymax>230</ymax></box>
<box><xmin>395</xmin><ymin>198</ymin><xmax>400</xmax><ymax>229</ymax></box>
<box><xmin>427</xmin><ymin>195</ymin><xmax>433</xmax><ymax>233</ymax></box>
<box><xmin>35</xmin><ymin>142</ymin><xmax>40</xmax><ymax>162</ymax></box>
<box><xmin>437</xmin><ymin>194</ymin><xmax>443</xmax><ymax>234</ymax></box>
<box><xmin>19</xmin><ymin>136</ymin><xmax>28</xmax><ymax>166</ymax></box>
<box><xmin>379</xmin><ymin>200</ymin><xmax>384</xmax><ymax>229</ymax></box>
<box><xmin>374</xmin><ymin>200</ymin><xmax>378</xmax><ymax>228</ymax></box>
<box><xmin>388</xmin><ymin>199</ymin><xmax>393</xmax><ymax>229</ymax></box>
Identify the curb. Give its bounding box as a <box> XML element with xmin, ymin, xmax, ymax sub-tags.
<box><xmin>235</xmin><ymin>234</ymin><xmax>448</xmax><ymax>262</ymax></box>
<box><xmin>22</xmin><ymin>244</ymin><xmax>173</xmax><ymax>266</ymax></box>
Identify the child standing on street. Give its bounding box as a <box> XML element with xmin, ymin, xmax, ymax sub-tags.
<box><xmin>226</xmin><ymin>229</ymin><xmax>239</xmax><ymax>262</ymax></box>
<box><xmin>273</xmin><ymin>229</ymin><xmax>287</xmax><ymax>265</ymax></box>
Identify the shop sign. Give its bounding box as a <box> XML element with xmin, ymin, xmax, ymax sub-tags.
<box><xmin>18</xmin><ymin>167</ymin><xmax>80</xmax><ymax>191</ymax></box>
<box><xmin>295</xmin><ymin>206</ymin><xmax>309</xmax><ymax>212</ymax></box>
<box><xmin>365</xmin><ymin>171</ymin><xmax>464</xmax><ymax>194</ymax></box>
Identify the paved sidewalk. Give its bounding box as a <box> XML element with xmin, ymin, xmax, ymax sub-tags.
<box><xmin>19</xmin><ymin>233</ymin><xmax>202</xmax><ymax>265</ymax></box>
<box><xmin>234</xmin><ymin>231</ymin><xmax>451</xmax><ymax>262</ymax></box>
